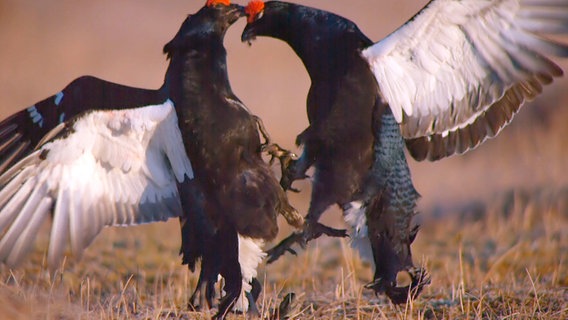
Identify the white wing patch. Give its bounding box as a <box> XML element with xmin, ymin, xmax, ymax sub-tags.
<box><xmin>343</xmin><ymin>201</ymin><xmax>373</xmax><ymax>264</ymax></box>
<box><xmin>362</xmin><ymin>0</ymin><xmax>568</xmax><ymax>159</ymax></box>
<box><xmin>0</xmin><ymin>100</ymin><xmax>193</xmax><ymax>269</ymax></box>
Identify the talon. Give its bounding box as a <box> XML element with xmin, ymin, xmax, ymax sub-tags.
<box><xmin>364</xmin><ymin>278</ymin><xmax>381</xmax><ymax>290</ymax></box>
<box><xmin>271</xmin><ymin>292</ymin><xmax>296</xmax><ymax>320</ymax></box>
<box><xmin>366</xmin><ymin>267</ymin><xmax>431</xmax><ymax>304</ymax></box>
<box><xmin>268</xmin><ymin>155</ymin><xmax>277</xmax><ymax>166</ymax></box>
<box><xmin>265</xmin><ymin>222</ymin><xmax>349</xmax><ymax>263</ymax></box>
<box><xmin>187</xmin><ymin>302</ymin><xmax>201</xmax><ymax>312</ymax></box>
<box><xmin>286</xmin><ymin>248</ymin><xmax>297</xmax><ymax>256</ymax></box>
<box><xmin>266</xmin><ymin>232</ymin><xmax>306</xmax><ymax>264</ymax></box>
<box><xmin>253</xmin><ymin>115</ymin><xmax>272</xmax><ymax>146</ymax></box>
<box><xmin>280</xmin><ymin>160</ymin><xmax>306</xmax><ymax>192</ymax></box>
<box><xmin>304</xmin><ymin>222</ymin><xmax>349</xmax><ymax>242</ymax></box>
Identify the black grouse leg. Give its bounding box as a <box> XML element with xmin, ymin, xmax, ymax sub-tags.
<box><xmin>266</xmin><ymin>201</ymin><xmax>348</xmax><ymax>263</ymax></box>
<box><xmin>279</xmin><ymin>156</ymin><xmax>310</xmax><ymax>193</ymax></box>
<box><xmin>266</xmin><ymin>222</ymin><xmax>348</xmax><ymax>263</ymax></box>
<box><xmin>178</xmin><ymin>180</ymin><xmax>219</xmax><ymax>310</ymax></box>
<box><xmin>214</xmin><ymin>228</ymin><xmax>242</xmax><ymax>320</ymax></box>
<box><xmin>245</xmin><ymin>278</ymin><xmax>262</xmax><ymax>316</ymax></box>
<box><xmin>253</xmin><ymin>115</ymin><xmax>298</xmax><ymax>179</ymax></box>
<box><xmin>188</xmin><ymin>252</ymin><xmax>220</xmax><ymax>310</ymax></box>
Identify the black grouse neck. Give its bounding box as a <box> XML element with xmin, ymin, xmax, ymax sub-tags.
<box><xmin>164</xmin><ymin>38</ymin><xmax>233</xmax><ymax>105</ymax></box>
<box><xmin>276</xmin><ymin>5</ymin><xmax>368</xmax><ymax>82</ymax></box>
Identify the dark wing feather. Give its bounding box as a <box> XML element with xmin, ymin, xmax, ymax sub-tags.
<box><xmin>0</xmin><ymin>76</ymin><xmax>166</xmax><ymax>174</ymax></box>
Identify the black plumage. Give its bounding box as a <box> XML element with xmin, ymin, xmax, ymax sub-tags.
<box><xmin>163</xmin><ymin>4</ymin><xmax>301</xmax><ymax>314</ymax></box>
<box><xmin>0</xmin><ymin>1</ymin><xmax>301</xmax><ymax>318</ymax></box>
<box><xmin>242</xmin><ymin>1</ymin><xmax>429</xmax><ymax>304</ymax></box>
<box><xmin>242</xmin><ymin>0</ymin><xmax>568</xmax><ymax>305</ymax></box>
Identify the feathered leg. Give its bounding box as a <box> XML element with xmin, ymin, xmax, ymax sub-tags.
<box><xmin>364</xmin><ymin>106</ymin><xmax>430</xmax><ymax>304</ymax></box>
<box><xmin>214</xmin><ymin>227</ymin><xmax>242</xmax><ymax>320</ymax></box>
<box><xmin>178</xmin><ymin>181</ymin><xmax>219</xmax><ymax>310</ymax></box>
<box><xmin>253</xmin><ymin>115</ymin><xmax>298</xmax><ymax>184</ymax></box>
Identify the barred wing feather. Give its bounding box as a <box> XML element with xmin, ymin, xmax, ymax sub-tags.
<box><xmin>0</xmin><ymin>76</ymin><xmax>166</xmax><ymax>175</ymax></box>
<box><xmin>0</xmin><ymin>100</ymin><xmax>193</xmax><ymax>268</ymax></box>
<box><xmin>362</xmin><ymin>0</ymin><xmax>568</xmax><ymax>161</ymax></box>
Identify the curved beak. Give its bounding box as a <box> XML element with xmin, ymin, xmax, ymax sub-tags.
<box><xmin>241</xmin><ymin>24</ymin><xmax>256</xmax><ymax>44</ymax></box>
<box><xmin>227</xmin><ymin>4</ymin><xmax>246</xmax><ymax>24</ymax></box>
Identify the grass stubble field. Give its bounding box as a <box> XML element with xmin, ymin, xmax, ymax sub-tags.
<box><xmin>0</xmin><ymin>1</ymin><xmax>567</xmax><ymax>319</ymax></box>
<box><xmin>0</xmin><ymin>178</ymin><xmax>566</xmax><ymax>319</ymax></box>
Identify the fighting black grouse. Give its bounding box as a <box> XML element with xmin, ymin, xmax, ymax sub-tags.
<box><xmin>242</xmin><ymin>0</ymin><xmax>568</xmax><ymax>304</ymax></box>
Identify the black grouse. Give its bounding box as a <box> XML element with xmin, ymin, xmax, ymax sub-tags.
<box><xmin>242</xmin><ymin>0</ymin><xmax>568</xmax><ymax>304</ymax></box>
<box><xmin>0</xmin><ymin>1</ymin><xmax>302</xmax><ymax>318</ymax></box>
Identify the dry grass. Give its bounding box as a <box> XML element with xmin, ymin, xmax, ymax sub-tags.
<box><xmin>0</xmin><ymin>186</ymin><xmax>566</xmax><ymax>319</ymax></box>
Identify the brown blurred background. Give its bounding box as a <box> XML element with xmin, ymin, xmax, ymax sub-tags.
<box><xmin>1</xmin><ymin>0</ymin><xmax>567</xmax><ymax>219</ymax></box>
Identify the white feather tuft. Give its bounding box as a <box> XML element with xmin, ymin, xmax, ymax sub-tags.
<box><xmin>233</xmin><ymin>235</ymin><xmax>266</xmax><ymax>313</ymax></box>
<box><xmin>343</xmin><ymin>201</ymin><xmax>373</xmax><ymax>264</ymax></box>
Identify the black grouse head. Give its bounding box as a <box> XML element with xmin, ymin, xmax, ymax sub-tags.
<box><xmin>241</xmin><ymin>1</ymin><xmax>368</xmax><ymax>49</ymax></box>
<box><xmin>241</xmin><ymin>1</ymin><xmax>292</xmax><ymax>43</ymax></box>
<box><xmin>164</xmin><ymin>0</ymin><xmax>245</xmax><ymax>58</ymax></box>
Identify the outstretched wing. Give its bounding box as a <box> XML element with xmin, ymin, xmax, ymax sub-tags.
<box><xmin>362</xmin><ymin>0</ymin><xmax>568</xmax><ymax>161</ymax></box>
<box><xmin>0</xmin><ymin>100</ymin><xmax>193</xmax><ymax>268</ymax></box>
<box><xmin>0</xmin><ymin>76</ymin><xmax>166</xmax><ymax>175</ymax></box>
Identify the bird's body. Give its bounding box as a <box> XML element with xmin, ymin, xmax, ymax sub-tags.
<box><xmin>243</xmin><ymin>1</ymin><xmax>426</xmax><ymax>303</ymax></box>
<box><xmin>167</xmin><ymin>46</ymin><xmax>281</xmax><ymax>240</ymax></box>
<box><xmin>163</xmin><ymin>14</ymin><xmax>301</xmax><ymax>312</ymax></box>
<box><xmin>243</xmin><ymin>0</ymin><xmax>568</xmax><ymax>304</ymax></box>
<box><xmin>0</xmin><ymin>1</ymin><xmax>301</xmax><ymax>318</ymax></box>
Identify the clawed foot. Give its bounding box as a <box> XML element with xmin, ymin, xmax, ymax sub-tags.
<box><xmin>262</xmin><ymin>143</ymin><xmax>302</xmax><ymax>192</ymax></box>
<box><xmin>269</xmin><ymin>292</ymin><xmax>296</xmax><ymax>320</ymax></box>
<box><xmin>306</xmin><ymin>221</ymin><xmax>349</xmax><ymax>240</ymax></box>
<box><xmin>279</xmin><ymin>158</ymin><xmax>307</xmax><ymax>193</ymax></box>
<box><xmin>254</xmin><ymin>114</ymin><xmax>292</xmax><ymax>162</ymax></box>
<box><xmin>214</xmin><ymin>290</ymin><xmax>239</xmax><ymax>320</ymax></box>
<box><xmin>365</xmin><ymin>267</ymin><xmax>431</xmax><ymax>305</ymax></box>
<box><xmin>264</xmin><ymin>143</ymin><xmax>304</xmax><ymax>193</ymax></box>
<box><xmin>266</xmin><ymin>231</ymin><xmax>304</xmax><ymax>263</ymax></box>
<box><xmin>266</xmin><ymin>222</ymin><xmax>348</xmax><ymax>263</ymax></box>
<box><xmin>188</xmin><ymin>276</ymin><xmax>216</xmax><ymax>312</ymax></box>
<box><xmin>261</xmin><ymin>142</ymin><xmax>295</xmax><ymax>166</ymax></box>
<box><xmin>253</xmin><ymin>115</ymin><xmax>303</xmax><ymax>193</ymax></box>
